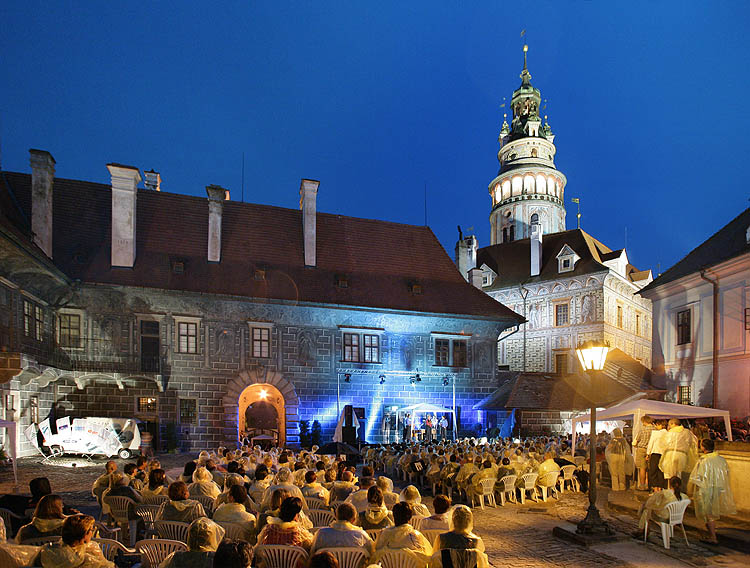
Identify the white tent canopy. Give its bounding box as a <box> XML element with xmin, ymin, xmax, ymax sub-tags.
<box><xmin>0</xmin><ymin>418</ymin><xmax>18</xmax><ymax>486</ymax></box>
<box><xmin>571</xmin><ymin>399</ymin><xmax>733</xmax><ymax>451</ymax></box>
<box><xmin>396</xmin><ymin>402</ymin><xmax>457</xmax><ymax>440</ymax></box>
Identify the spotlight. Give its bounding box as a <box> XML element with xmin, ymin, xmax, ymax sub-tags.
<box><xmin>379</xmin><ymin>375</ymin><xmax>386</xmax><ymax>385</ymax></box>
<box><xmin>415</xmin><ymin>373</ymin><xmax>421</xmax><ymax>382</ymax></box>
<box><xmin>409</xmin><ymin>377</ymin><xmax>416</xmax><ymax>386</ymax></box>
<box><xmin>442</xmin><ymin>376</ymin><xmax>449</xmax><ymax>386</ymax></box>
<box><xmin>344</xmin><ymin>373</ymin><xmax>351</xmax><ymax>383</ymax></box>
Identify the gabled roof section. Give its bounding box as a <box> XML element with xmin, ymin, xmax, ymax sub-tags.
<box><xmin>555</xmin><ymin>244</ymin><xmax>577</xmax><ymax>259</ymax></box>
<box><xmin>477</xmin><ymin>228</ymin><xmax>648</xmax><ymax>289</ymax></box>
<box><xmin>3</xmin><ymin>171</ymin><xmax>523</xmax><ymax>321</ymax></box>
<box><xmin>640</xmin><ymin>208</ymin><xmax>750</xmax><ymax>294</ymax></box>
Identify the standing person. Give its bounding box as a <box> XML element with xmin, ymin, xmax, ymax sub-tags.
<box><xmin>605</xmin><ymin>429</ymin><xmax>631</xmax><ymax>491</ymax></box>
<box><xmin>139</xmin><ymin>429</ymin><xmax>154</xmax><ymax>459</ymax></box>
<box><xmin>660</xmin><ymin>419</ymin><xmax>698</xmax><ymax>486</ymax></box>
<box><xmin>439</xmin><ymin>415</ymin><xmax>449</xmax><ymax>441</ymax></box>
<box><xmin>633</xmin><ymin>415</ymin><xmax>654</xmax><ymax>491</ymax></box>
<box><xmin>689</xmin><ymin>438</ymin><xmax>736</xmax><ymax>545</ymax></box>
<box><xmin>403</xmin><ymin>414</ymin><xmax>412</xmax><ymax>444</ymax></box>
<box><xmin>647</xmin><ymin>420</ymin><xmax>667</xmax><ymax>491</ymax></box>
<box><xmin>424</xmin><ymin>415</ymin><xmax>433</xmax><ymax>443</ymax></box>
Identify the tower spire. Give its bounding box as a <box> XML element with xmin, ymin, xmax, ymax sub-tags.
<box><xmin>520</xmin><ymin>44</ymin><xmax>531</xmax><ymax>85</ymax></box>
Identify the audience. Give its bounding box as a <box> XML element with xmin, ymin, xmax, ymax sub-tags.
<box><xmin>212</xmin><ymin>485</ymin><xmax>257</xmax><ymax>542</ymax></box>
<box><xmin>419</xmin><ymin>494</ymin><xmax>451</xmax><ymax>531</ymax></box>
<box><xmin>40</xmin><ymin>514</ymin><xmax>113</xmax><ymax>568</ymax></box>
<box><xmin>255</xmin><ymin>496</ymin><xmax>314</xmax><ymax>551</ymax></box>
<box><xmin>432</xmin><ymin>505</ymin><xmax>488</xmax><ymax>568</ymax></box>
<box><xmin>358</xmin><ymin>487</ymin><xmax>393</xmax><ymax>530</ymax></box>
<box><xmin>16</xmin><ymin>495</ymin><xmax>66</xmax><ymax>543</ymax></box>
<box><xmin>310</xmin><ymin>502</ymin><xmax>374</xmax><ymax>557</ymax></box>
<box><xmin>159</xmin><ymin>517</ymin><xmax>225</xmax><ymax>568</ymax></box>
<box><xmin>189</xmin><ymin>467</ymin><xmax>221</xmax><ymax>499</ymax></box>
<box><xmin>372</xmin><ymin>502</ymin><xmax>432</xmax><ymax>567</ymax></box>
<box><xmin>156</xmin><ymin>481</ymin><xmax>206</xmax><ymax>523</ymax></box>
<box><xmin>142</xmin><ymin>468</ymin><xmax>169</xmax><ymax>499</ymax></box>
<box><xmin>213</xmin><ymin>540</ymin><xmax>252</xmax><ymax>568</ymax></box>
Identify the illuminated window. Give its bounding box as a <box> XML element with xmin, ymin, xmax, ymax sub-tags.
<box><xmin>137</xmin><ymin>397</ymin><xmax>158</xmax><ymax>414</ymax></box>
<box><xmin>179</xmin><ymin>398</ymin><xmax>197</xmax><ymax>424</ymax></box>
<box><xmin>636</xmin><ymin>313</ymin><xmax>641</xmax><ymax>336</ymax></box>
<box><xmin>435</xmin><ymin>338</ymin><xmax>467</xmax><ymax>367</ymax></box>
<box><xmin>363</xmin><ymin>334</ymin><xmax>379</xmax><ymax>363</ymax></box>
<box><xmin>252</xmin><ymin>327</ymin><xmax>270</xmax><ymax>358</ymax></box>
<box><xmin>555</xmin><ymin>353</ymin><xmax>568</xmax><ymax>375</ymax></box>
<box><xmin>35</xmin><ymin>306</ymin><xmax>43</xmax><ymax>340</ymax></box>
<box><xmin>677</xmin><ymin>310</ymin><xmax>691</xmax><ymax>345</ymax></box>
<box><xmin>678</xmin><ymin>385</ymin><xmax>691</xmax><ymax>405</ymax></box>
<box><xmin>177</xmin><ymin>322</ymin><xmax>197</xmax><ymax>353</ymax></box>
<box><xmin>616</xmin><ymin>305</ymin><xmax>623</xmax><ymax>329</ymax></box>
<box><xmin>452</xmin><ymin>340</ymin><xmax>467</xmax><ymax>367</ymax></box>
<box><xmin>343</xmin><ymin>333</ymin><xmax>360</xmax><ymax>362</ymax></box>
<box><xmin>555</xmin><ymin>303</ymin><xmax>569</xmax><ymax>326</ymax></box>
<box><xmin>435</xmin><ymin>339</ymin><xmax>450</xmax><ymax>366</ymax></box>
<box><xmin>59</xmin><ymin>314</ymin><xmax>81</xmax><ymax>348</ymax></box>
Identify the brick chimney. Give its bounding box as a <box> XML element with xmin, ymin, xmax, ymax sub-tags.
<box><xmin>206</xmin><ymin>184</ymin><xmax>227</xmax><ymax>263</ymax></box>
<box><xmin>469</xmin><ymin>267</ymin><xmax>483</xmax><ymax>289</ymax></box>
<box><xmin>143</xmin><ymin>170</ymin><xmax>161</xmax><ymax>191</ymax></box>
<box><xmin>107</xmin><ymin>163</ymin><xmax>141</xmax><ymax>268</ymax></box>
<box><xmin>29</xmin><ymin>149</ymin><xmax>56</xmax><ymax>258</ymax></box>
<box><xmin>530</xmin><ymin>220</ymin><xmax>542</xmax><ymax>277</ymax></box>
<box><xmin>455</xmin><ymin>235</ymin><xmax>477</xmax><ymax>281</ymax></box>
<box><xmin>299</xmin><ymin>179</ymin><xmax>319</xmax><ymax>267</ymax></box>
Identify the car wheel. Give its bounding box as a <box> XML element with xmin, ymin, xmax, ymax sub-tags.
<box><xmin>118</xmin><ymin>448</ymin><xmax>131</xmax><ymax>459</ymax></box>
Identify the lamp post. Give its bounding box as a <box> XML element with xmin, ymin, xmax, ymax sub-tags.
<box><xmin>575</xmin><ymin>340</ymin><xmax>612</xmax><ymax>535</ymax></box>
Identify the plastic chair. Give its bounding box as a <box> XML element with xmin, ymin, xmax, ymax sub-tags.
<box><xmin>473</xmin><ymin>477</ymin><xmax>498</xmax><ymax>509</ymax></box>
<box><xmin>329</xmin><ymin>500</ymin><xmax>346</xmax><ymax>512</ymax></box>
<box><xmin>193</xmin><ymin>495</ymin><xmax>215</xmax><ymax>517</ymax></box>
<box><xmin>135</xmin><ymin>538</ymin><xmax>187</xmax><ymax>568</ymax></box>
<box><xmin>379</xmin><ymin>549</ymin><xmax>420</xmax><ymax>568</ymax></box>
<box><xmin>558</xmin><ymin>465</ymin><xmax>579</xmax><ymax>493</ymax></box>
<box><xmin>319</xmin><ymin>547</ymin><xmax>368</xmax><ymax>568</ymax></box>
<box><xmin>518</xmin><ymin>473</ymin><xmax>538</xmax><ymax>504</ymax></box>
<box><xmin>93</xmin><ymin>538</ymin><xmax>133</xmax><ymax>562</ymax></box>
<box><xmin>411</xmin><ymin>515</ymin><xmax>425</xmax><ymax>530</ymax></box>
<box><xmin>536</xmin><ymin>472</ymin><xmax>560</xmax><ymax>502</ymax></box>
<box><xmin>217</xmin><ymin>521</ymin><xmax>252</xmax><ymax>542</ymax></box>
<box><xmin>304</xmin><ymin>497</ymin><xmax>328</xmax><ymax>511</ymax></box>
<box><xmin>421</xmin><ymin>529</ymin><xmax>443</xmax><ymax>548</ymax></box>
<box><xmin>496</xmin><ymin>474</ymin><xmax>517</xmax><ymax>506</ymax></box>
<box><xmin>143</xmin><ymin>494</ymin><xmax>169</xmax><ymax>506</ymax></box>
<box><xmin>154</xmin><ymin>520</ymin><xmax>189</xmax><ymax>542</ymax></box>
<box><xmin>644</xmin><ymin>499</ymin><xmax>691</xmax><ymax>550</ymax></box>
<box><xmin>574</xmin><ymin>456</ymin><xmax>586</xmax><ymax>469</ymax></box>
<box><xmin>95</xmin><ymin>521</ymin><xmax>121</xmax><ymax>542</ymax></box>
<box><xmin>134</xmin><ymin>504</ymin><xmax>160</xmax><ymax>537</ymax></box>
<box><xmin>0</xmin><ymin>508</ymin><xmax>25</xmax><ymax>538</ymax></box>
<box><xmin>254</xmin><ymin>544</ymin><xmax>308</xmax><ymax>568</ymax></box>
<box><xmin>366</xmin><ymin>528</ymin><xmax>382</xmax><ymax>541</ymax></box>
<box><xmin>103</xmin><ymin>495</ymin><xmax>139</xmax><ymax>547</ymax></box>
<box><xmin>307</xmin><ymin>508</ymin><xmax>335</xmax><ymax>528</ymax></box>
<box><xmin>19</xmin><ymin>536</ymin><xmax>61</xmax><ymax>546</ymax></box>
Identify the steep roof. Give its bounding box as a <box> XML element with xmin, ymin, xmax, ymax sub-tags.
<box><xmin>639</xmin><ymin>208</ymin><xmax>750</xmax><ymax>294</ymax></box>
<box><xmin>3</xmin><ymin>171</ymin><xmax>522</xmax><ymax>321</ymax></box>
<box><xmin>477</xmin><ymin>229</ymin><xmax>647</xmax><ymax>289</ymax></box>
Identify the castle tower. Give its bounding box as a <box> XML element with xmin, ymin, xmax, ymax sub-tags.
<box><xmin>489</xmin><ymin>45</ymin><xmax>567</xmax><ymax>244</ymax></box>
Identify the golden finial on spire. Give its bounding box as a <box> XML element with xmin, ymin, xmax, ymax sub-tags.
<box><xmin>523</xmin><ymin>44</ymin><xmax>528</xmax><ymax>70</ymax></box>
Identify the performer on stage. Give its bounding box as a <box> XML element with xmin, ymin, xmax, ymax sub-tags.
<box><xmin>439</xmin><ymin>415</ymin><xmax>449</xmax><ymax>440</ymax></box>
<box><xmin>403</xmin><ymin>413</ymin><xmax>412</xmax><ymax>443</ymax></box>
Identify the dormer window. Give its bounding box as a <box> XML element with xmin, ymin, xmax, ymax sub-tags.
<box><xmin>480</xmin><ymin>263</ymin><xmax>497</xmax><ymax>287</ymax></box>
<box><xmin>556</xmin><ymin>244</ymin><xmax>580</xmax><ymax>273</ymax></box>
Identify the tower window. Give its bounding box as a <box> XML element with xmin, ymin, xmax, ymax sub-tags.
<box><xmin>509</xmin><ymin>226</ymin><xmax>515</xmax><ymax>241</ymax></box>
<box><xmin>530</xmin><ymin>213</ymin><xmax>539</xmax><ymax>225</ymax></box>
<box><xmin>502</xmin><ymin>228</ymin><xmax>508</xmax><ymax>243</ymax></box>
<box><xmin>531</xmin><ymin>148</ymin><xmax>538</xmax><ymax>158</ymax></box>
<box><xmin>677</xmin><ymin>310</ymin><xmax>691</xmax><ymax>345</ymax></box>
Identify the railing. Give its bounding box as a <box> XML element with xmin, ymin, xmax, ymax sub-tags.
<box><xmin>33</xmin><ymin>338</ymin><xmax>162</xmax><ymax>374</ymax></box>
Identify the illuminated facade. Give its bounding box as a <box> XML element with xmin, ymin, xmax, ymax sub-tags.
<box><xmin>0</xmin><ymin>151</ymin><xmax>522</xmax><ymax>457</ymax></box>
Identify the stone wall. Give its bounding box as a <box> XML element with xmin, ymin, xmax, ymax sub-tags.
<box><xmin>517</xmin><ymin>409</ymin><xmax>576</xmax><ymax>436</ymax></box>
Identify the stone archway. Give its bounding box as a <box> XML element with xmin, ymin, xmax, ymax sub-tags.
<box><xmin>238</xmin><ymin>383</ymin><xmax>285</xmax><ymax>445</ymax></box>
<box><xmin>223</xmin><ymin>368</ymin><xmax>299</xmax><ymax>447</ymax></box>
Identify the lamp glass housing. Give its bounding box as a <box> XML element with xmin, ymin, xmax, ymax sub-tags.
<box><xmin>575</xmin><ymin>341</ymin><xmax>610</xmax><ymax>372</ymax></box>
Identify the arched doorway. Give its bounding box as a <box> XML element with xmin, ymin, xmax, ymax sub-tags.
<box><xmin>238</xmin><ymin>383</ymin><xmax>285</xmax><ymax>446</ymax></box>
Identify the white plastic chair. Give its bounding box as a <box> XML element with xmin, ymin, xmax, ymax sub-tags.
<box><xmin>0</xmin><ymin>508</ymin><xmax>25</xmax><ymax>538</ymax></box>
<box><xmin>134</xmin><ymin>504</ymin><xmax>160</xmax><ymax>538</ymax></box>
<box><xmin>304</xmin><ymin>496</ymin><xmax>327</xmax><ymax>511</ymax></box>
<box><xmin>421</xmin><ymin>529</ymin><xmax>443</xmax><ymax>548</ymax></box>
<box><xmin>154</xmin><ymin>520</ymin><xmax>189</xmax><ymax>542</ymax></box>
<box><xmin>366</xmin><ymin>528</ymin><xmax>382</xmax><ymax>541</ymax></box>
<box><xmin>143</xmin><ymin>494</ymin><xmax>169</xmax><ymax>506</ymax></box>
<box><xmin>135</xmin><ymin>538</ymin><xmax>187</xmax><ymax>568</ymax></box>
<box><xmin>473</xmin><ymin>477</ymin><xmax>497</xmax><ymax>509</ymax></box>
<box><xmin>19</xmin><ymin>536</ymin><xmax>61</xmax><ymax>546</ymax></box>
<box><xmin>93</xmin><ymin>538</ymin><xmax>133</xmax><ymax>562</ymax></box>
<box><xmin>518</xmin><ymin>473</ymin><xmax>538</xmax><ymax>504</ymax></box>
<box><xmin>216</xmin><ymin>521</ymin><xmax>252</xmax><ymax>542</ymax></box>
<box><xmin>644</xmin><ymin>499</ymin><xmax>691</xmax><ymax>550</ymax></box>
<box><xmin>558</xmin><ymin>465</ymin><xmax>579</xmax><ymax>493</ymax></box>
<box><xmin>536</xmin><ymin>471</ymin><xmax>560</xmax><ymax>502</ymax></box>
<box><xmin>193</xmin><ymin>495</ymin><xmax>215</xmax><ymax>517</ymax></box>
<box><xmin>319</xmin><ymin>547</ymin><xmax>369</xmax><ymax>568</ymax></box>
<box><xmin>103</xmin><ymin>495</ymin><xmax>139</xmax><ymax>547</ymax></box>
<box><xmin>496</xmin><ymin>474</ymin><xmax>517</xmax><ymax>505</ymax></box>
<box><xmin>379</xmin><ymin>549</ymin><xmax>420</xmax><ymax>568</ymax></box>
<box><xmin>307</xmin><ymin>508</ymin><xmax>335</xmax><ymax>528</ymax></box>
<box><xmin>411</xmin><ymin>515</ymin><xmax>425</xmax><ymax>530</ymax></box>
<box><xmin>254</xmin><ymin>544</ymin><xmax>308</xmax><ymax>568</ymax></box>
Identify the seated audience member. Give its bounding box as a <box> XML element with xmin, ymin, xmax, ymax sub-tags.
<box><xmin>215</xmin><ymin>474</ymin><xmax>255</xmax><ymax>512</ymax></box>
<box><xmin>159</xmin><ymin>517</ymin><xmax>225</xmax><ymax>568</ymax></box>
<box><xmin>372</xmin><ymin>502</ymin><xmax>432</xmax><ymax>567</ymax></box>
<box><xmin>309</xmin><ymin>551</ymin><xmax>339</xmax><ymax>568</ymax></box>
<box><xmin>156</xmin><ymin>481</ymin><xmax>206</xmax><ymax>523</ymax></box>
<box><xmin>40</xmin><ymin>514</ymin><xmax>113</xmax><ymax>568</ymax></box>
<box><xmin>248</xmin><ymin>470</ymin><xmax>271</xmax><ymax>504</ymax></box>
<box><xmin>16</xmin><ymin>495</ymin><xmax>66</xmax><ymax>543</ymax></box>
<box><xmin>213</xmin><ymin>540</ymin><xmax>253</xmax><ymax>568</ymax></box>
<box><xmin>399</xmin><ymin>485</ymin><xmax>430</xmax><ymax>518</ymax></box>
<box><xmin>123</xmin><ymin>463</ymin><xmax>145</xmax><ymax>492</ymax></box>
<box><xmin>106</xmin><ymin>472</ymin><xmax>143</xmax><ymax>520</ymax></box>
<box><xmin>376</xmin><ymin>477</ymin><xmax>399</xmax><ymax>509</ymax></box>
<box><xmin>91</xmin><ymin>462</ymin><xmax>117</xmax><ymax>506</ymax></box>
<box><xmin>496</xmin><ymin>458</ymin><xmax>515</xmax><ymax>480</ymax></box>
<box><xmin>536</xmin><ymin>451</ymin><xmax>561</xmax><ymax>479</ymax></box>
<box><xmin>310</xmin><ymin>502</ymin><xmax>374</xmax><ymax>557</ymax></box>
<box><xmin>142</xmin><ymin>469</ymin><xmax>169</xmax><ymax>499</ymax></box>
<box><xmin>345</xmin><ymin>475</ymin><xmax>376</xmax><ymax>513</ymax></box>
<box><xmin>330</xmin><ymin>471</ymin><xmax>357</xmax><ymax>502</ymax></box>
<box><xmin>419</xmin><ymin>494</ymin><xmax>451</xmax><ymax>531</ymax></box>
<box><xmin>358</xmin><ymin>487</ymin><xmax>393</xmax><ymax>530</ymax></box>
<box><xmin>432</xmin><ymin>505</ymin><xmax>488</xmax><ymax>568</ymax></box>
<box><xmin>189</xmin><ymin>466</ymin><xmax>221</xmax><ymax>499</ymax></box>
<box><xmin>255</xmin><ymin>496</ymin><xmax>314</xmax><ymax>551</ymax></box>
<box><xmin>205</xmin><ymin>459</ymin><xmax>225</xmax><ymax>488</ymax></box>
<box><xmin>181</xmin><ymin>461</ymin><xmax>198</xmax><ymax>485</ymax></box>
<box><xmin>22</xmin><ymin>477</ymin><xmax>79</xmax><ymax>518</ymax></box>
<box><xmin>637</xmin><ymin>476</ymin><xmax>688</xmax><ymax>532</ymax></box>
<box><xmin>260</xmin><ymin>468</ymin><xmax>305</xmax><ymax>510</ymax></box>
<box><xmin>212</xmin><ymin>485</ymin><xmax>256</xmax><ymax>542</ymax></box>
<box><xmin>301</xmin><ymin>470</ymin><xmax>330</xmax><ymax>505</ymax></box>
<box><xmin>467</xmin><ymin>461</ymin><xmax>496</xmax><ymax>503</ymax></box>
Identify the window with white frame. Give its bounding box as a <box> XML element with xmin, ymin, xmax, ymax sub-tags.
<box><xmin>434</xmin><ymin>337</ymin><xmax>468</xmax><ymax>367</ymax></box>
<box><xmin>676</xmin><ymin>309</ymin><xmax>691</xmax><ymax>345</ymax></box>
<box><xmin>556</xmin><ymin>245</ymin><xmax>580</xmax><ymax>274</ymax></box>
<box><xmin>678</xmin><ymin>385</ymin><xmax>691</xmax><ymax>405</ymax></box>
<box><xmin>177</xmin><ymin>322</ymin><xmax>197</xmax><ymax>353</ymax></box>
<box><xmin>363</xmin><ymin>334</ymin><xmax>379</xmax><ymax>363</ymax></box>
<box><xmin>252</xmin><ymin>327</ymin><xmax>270</xmax><ymax>358</ymax></box>
<box><xmin>343</xmin><ymin>333</ymin><xmax>360</xmax><ymax>362</ymax></box>
<box><xmin>340</xmin><ymin>329</ymin><xmax>383</xmax><ymax>363</ymax></box>
<box><xmin>58</xmin><ymin>313</ymin><xmax>82</xmax><ymax>348</ymax></box>
<box><xmin>554</xmin><ymin>303</ymin><xmax>569</xmax><ymax>327</ymax></box>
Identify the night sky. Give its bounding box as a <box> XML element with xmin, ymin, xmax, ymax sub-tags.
<box><xmin>2</xmin><ymin>2</ymin><xmax>749</xmax><ymax>277</ymax></box>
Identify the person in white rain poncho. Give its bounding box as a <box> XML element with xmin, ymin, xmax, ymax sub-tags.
<box><xmin>430</xmin><ymin>505</ymin><xmax>488</xmax><ymax>568</ymax></box>
<box><xmin>689</xmin><ymin>438</ymin><xmax>736</xmax><ymax>545</ymax></box>
<box><xmin>158</xmin><ymin>517</ymin><xmax>225</xmax><ymax>568</ymax></box>
<box><xmin>40</xmin><ymin>515</ymin><xmax>113</xmax><ymax>568</ymax></box>
<box><xmin>372</xmin><ymin>502</ymin><xmax>432</xmax><ymax>568</ymax></box>
<box><xmin>399</xmin><ymin>485</ymin><xmax>430</xmax><ymax>518</ymax></box>
<box><xmin>659</xmin><ymin>419</ymin><xmax>698</xmax><ymax>481</ymax></box>
<box><xmin>637</xmin><ymin>476</ymin><xmax>687</xmax><ymax>530</ymax></box>
<box><xmin>188</xmin><ymin>467</ymin><xmax>221</xmax><ymax>499</ymax></box>
<box><xmin>605</xmin><ymin>429</ymin><xmax>633</xmax><ymax>491</ymax></box>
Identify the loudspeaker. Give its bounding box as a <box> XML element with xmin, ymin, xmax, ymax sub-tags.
<box><xmin>353</xmin><ymin>407</ymin><xmax>365</xmax><ymax>442</ymax></box>
<box><xmin>342</xmin><ymin>426</ymin><xmax>357</xmax><ymax>444</ymax></box>
<box><xmin>344</xmin><ymin>404</ymin><xmax>353</xmax><ymax>427</ymax></box>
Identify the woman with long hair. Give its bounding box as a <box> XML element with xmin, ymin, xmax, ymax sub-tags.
<box><xmin>16</xmin><ymin>495</ymin><xmax>66</xmax><ymax>543</ymax></box>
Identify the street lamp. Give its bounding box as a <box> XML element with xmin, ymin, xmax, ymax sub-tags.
<box><xmin>575</xmin><ymin>340</ymin><xmax>611</xmax><ymax>535</ymax></box>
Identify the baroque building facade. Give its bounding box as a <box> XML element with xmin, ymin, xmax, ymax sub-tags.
<box><xmin>456</xmin><ymin>46</ymin><xmax>653</xmax><ymax>376</ymax></box>
<box><xmin>0</xmin><ymin>151</ymin><xmax>522</xmax><ymax>457</ymax></box>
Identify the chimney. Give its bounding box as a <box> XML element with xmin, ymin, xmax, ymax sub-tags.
<box><xmin>530</xmin><ymin>221</ymin><xmax>542</xmax><ymax>277</ymax></box>
<box><xmin>469</xmin><ymin>267</ymin><xmax>483</xmax><ymax>289</ymax></box>
<box><xmin>143</xmin><ymin>170</ymin><xmax>161</xmax><ymax>191</ymax></box>
<box><xmin>206</xmin><ymin>184</ymin><xmax>227</xmax><ymax>263</ymax></box>
<box><xmin>454</xmin><ymin>235</ymin><xmax>478</xmax><ymax>281</ymax></box>
<box><xmin>107</xmin><ymin>163</ymin><xmax>141</xmax><ymax>268</ymax></box>
<box><xmin>29</xmin><ymin>149</ymin><xmax>56</xmax><ymax>258</ymax></box>
<box><xmin>299</xmin><ymin>179</ymin><xmax>319</xmax><ymax>267</ymax></box>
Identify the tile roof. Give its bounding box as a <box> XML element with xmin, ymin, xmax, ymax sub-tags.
<box><xmin>639</xmin><ymin>208</ymin><xmax>750</xmax><ymax>294</ymax></box>
<box><xmin>2</xmin><ymin>171</ymin><xmax>523</xmax><ymax>321</ymax></box>
<box><xmin>476</xmin><ymin>229</ymin><xmax>647</xmax><ymax>289</ymax></box>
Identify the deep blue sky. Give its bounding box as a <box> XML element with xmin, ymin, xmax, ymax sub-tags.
<box><xmin>2</xmin><ymin>2</ymin><xmax>749</xmax><ymax>277</ymax></box>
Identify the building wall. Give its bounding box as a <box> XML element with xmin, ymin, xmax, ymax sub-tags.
<box><xmin>1</xmin><ymin>281</ymin><xmax>503</xmax><ymax>457</ymax></box>
<box><xmin>646</xmin><ymin>253</ymin><xmax>750</xmax><ymax>418</ymax></box>
<box><xmin>516</xmin><ymin>409</ymin><xmax>576</xmax><ymax>436</ymax></box>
